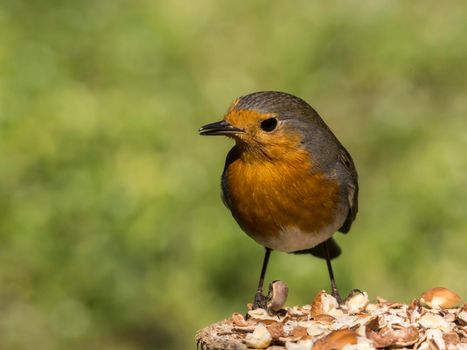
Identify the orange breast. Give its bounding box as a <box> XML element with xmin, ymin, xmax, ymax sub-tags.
<box><xmin>224</xmin><ymin>150</ymin><xmax>344</xmax><ymax>252</ymax></box>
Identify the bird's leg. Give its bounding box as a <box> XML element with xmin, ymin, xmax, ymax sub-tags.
<box><xmin>323</xmin><ymin>241</ymin><xmax>343</xmax><ymax>304</ymax></box>
<box><xmin>252</xmin><ymin>248</ymin><xmax>272</xmax><ymax>310</ymax></box>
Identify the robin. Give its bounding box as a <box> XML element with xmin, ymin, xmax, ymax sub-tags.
<box><xmin>199</xmin><ymin>91</ymin><xmax>358</xmax><ymax>309</ymax></box>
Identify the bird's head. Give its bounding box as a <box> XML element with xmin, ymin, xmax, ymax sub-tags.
<box><xmin>199</xmin><ymin>91</ymin><xmax>326</xmax><ymax>161</ymax></box>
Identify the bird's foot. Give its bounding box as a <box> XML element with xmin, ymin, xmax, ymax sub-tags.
<box><xmin>245</xmin><ymin>290</ymin><xmax>268</xmax><ymax>319</ymax></box>
<box><xmin>331</xmin><ymin>287</ymin><xmax>343</xmax><ymax>305</ymax></box>
<box><xmin>252</xmin><ymin>290</ymin><xmax>268</xmax><ymax>310</ymax></box>
<box><xmin>333</xmin><ymin>292</ymin><xmax>343</xmax><ymax>305</ymax></box>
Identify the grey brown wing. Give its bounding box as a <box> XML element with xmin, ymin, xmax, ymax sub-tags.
<box><xmin>336</xmin><ymin>146</ymin><xmax>359</xmax><ymax>233</ymax></box>
<box><xmin>220</xmin><ymin>146</ymin><xmax>241</xmax><ymax>210</ymax></box>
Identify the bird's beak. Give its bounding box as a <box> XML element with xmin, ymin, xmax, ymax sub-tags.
<box><xmin>198</xmin><ymin>120</ymin><xmax>244</xmax><ymax>136</ymax></box>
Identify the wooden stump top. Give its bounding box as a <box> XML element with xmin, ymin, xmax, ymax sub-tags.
<box><xmin>196</xmin><ymin>289</ymin><xmax>466</xmax><ymax>350</ymax></box>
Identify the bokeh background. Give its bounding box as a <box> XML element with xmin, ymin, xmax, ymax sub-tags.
<box><xmin>0</xmin><ymin>1</ymin><xmax>466</xmax><ymax>349</ymax></box>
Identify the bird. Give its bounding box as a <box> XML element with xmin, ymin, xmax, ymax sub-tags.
<box><xmin>199</xmin><ymin>91</ymin><xmax>358</xmax><ymax>309</ymax></box>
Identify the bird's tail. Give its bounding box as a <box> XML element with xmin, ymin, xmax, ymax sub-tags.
<box><xmin>293</xmin><ymin>237</ymin><xmax>341</xmax><ymax>260</ymax></box>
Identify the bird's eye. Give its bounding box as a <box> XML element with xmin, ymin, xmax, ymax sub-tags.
<box><xmin>260</xmin><ymin>118</ymin><xmax>278</xmax><ymax>132</ymax></box>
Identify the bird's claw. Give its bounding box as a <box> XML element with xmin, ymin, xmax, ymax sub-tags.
<box><xmin>252</xmin><ymin>290</ymin><xmax>268</xmax><ymax>310</ymax></box>
<box><xmin>331</xmin><ymin>286</ymin><xmax>343</xmax><ymax>305</ymax></box>
<box><xmin>333</xmin><ymin>292</ymin><xmax>343</xmax><ymax>305</ymax></box>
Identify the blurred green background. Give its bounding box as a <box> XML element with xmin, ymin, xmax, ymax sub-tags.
<box><xmin>0</xmin><ymin>1</ymin><xmax>466</xmax><ymax>349</ymax></box>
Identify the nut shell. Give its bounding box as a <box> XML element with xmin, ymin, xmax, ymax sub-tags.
<box><xmin>268</xmin><ymin>280</ymin><xmax>289</xmax><ymax>312</ymax></box>
<box><xmin>312</xmin><ymin>329</ymin><xmax>358</xmax><ymax>350</ymax></box>
<box><xmin>420</xmin><ymin>287</ymin><xmax>461</xmax><ymax>309</ymax></box>
<box><xmin>344</xmin><ymin>290</ymin><xmax>369</xmax><ymax>315</ymax></box>
<box><xmin>244</xmin><ymin>323</ymin><xmax>272</xmax><ymax>349</ymax></box>
<box><xmin>232</xmin><ymin>312</ymin><xmax>248</xmax><ymax>327</ymax></box>
<box><xmin>311</xmin><ymin>290</ymin><xmax>339</xmax><ymax>318</ymax></box>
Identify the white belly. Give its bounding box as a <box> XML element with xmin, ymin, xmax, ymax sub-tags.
<box><xmin>253</xmin><ymin>225</ymin><xmax>335</xmax><ymax>253</ymax></box>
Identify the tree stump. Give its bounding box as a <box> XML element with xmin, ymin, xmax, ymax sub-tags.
<box><xmin>196</xmin><ymin>319</ymin><xmax>249</xmax><ymax>350</ymax></box>
<box><xmin>195</xmin><ymin>288</ymin><xmax>466</xmax><ymax>350</ymax></box>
